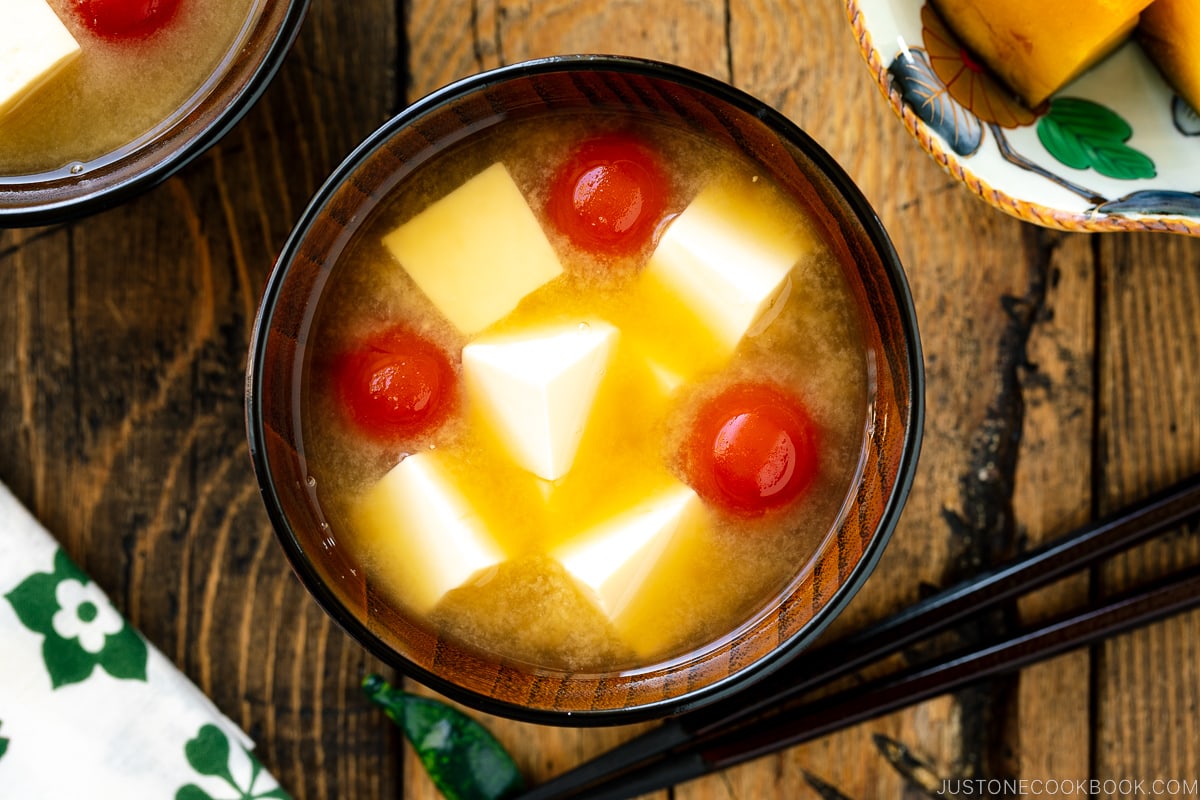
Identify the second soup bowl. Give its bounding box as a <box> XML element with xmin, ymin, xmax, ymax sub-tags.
<box><xmin>0</xmin><ymin>0</ymin><xmax>309</xmax><ymax>225</ymax></box>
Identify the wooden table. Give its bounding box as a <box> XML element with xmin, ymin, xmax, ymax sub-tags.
<box><xmin>3</xmin><ymin>1</ymin><xmax>1199</xmax><ymax>797</ymax></box>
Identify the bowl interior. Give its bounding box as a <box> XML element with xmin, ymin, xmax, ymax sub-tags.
<box><xmin>247</xmin><ymin>56</ymin><xmax>923</xmax><ymax>724</ymax></box>
<box><xmin>0</xmin><ymin>0</ymin><xmax>309</xmax><ymax>226</ymax></box>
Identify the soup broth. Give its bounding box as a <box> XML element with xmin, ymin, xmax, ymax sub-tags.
<box><xmin>300</xmin><ymin>111</ymin><xmax>870</xmax><ymax>672</ymax></box>
<box><xmin>0</xmin><ymin>0</ymin><xmax>259</xmax><ymax>178</ymax></box>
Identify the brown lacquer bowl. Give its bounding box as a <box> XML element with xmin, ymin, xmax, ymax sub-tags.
<box><xmin>0</xmin><ymin>0</ymin><xmax>309</xmax><ymax>226</ymax></box>
<box><xmin>246</xmin><ymin>55</ymin><xmax>924</xmax><ymax>725</ymax></box>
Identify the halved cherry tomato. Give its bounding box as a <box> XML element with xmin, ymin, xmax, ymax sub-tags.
<box><xmin>547</xmin><ymin>132</ymin><xmax>669</xmax><ymax>256</ymax></box>
<box><xmin>74</xmin><ymin>0</ymin><xmax>181</xmax><ymax>40</ymax></box>
<box><xmin>334</xmin><ymin>327</ymin><xmax>456</xmax><ymax>440</ymax></box>
<box><xmin>684</xmin><ymin>382</ymin><xmax>819</xmax><ymax>516</ymax></box>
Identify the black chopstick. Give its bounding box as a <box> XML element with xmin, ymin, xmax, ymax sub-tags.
<box><xmin>568</xmin><ymin>563</ymin><xmax>1200</xmax><ymax>800</ymax></box>
<box><xmin>514</xmin><ymin>473</ymin><xmax>1200</xmax><ymax>800</ymax></box>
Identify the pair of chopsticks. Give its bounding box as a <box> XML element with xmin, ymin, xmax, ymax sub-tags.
<box><xmin>515</xmin><ymin>473</ymin><xmax>1200</xmax><ymax>800</ymax></box>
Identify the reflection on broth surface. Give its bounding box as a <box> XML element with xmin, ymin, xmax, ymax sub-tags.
<box><xmin>0</xmin><ymin>0</ymin><xmax>259</xmax><ymax>177</ymax></box>
<box><xmin>300</xmin><ymin>112</ymin><xmax>870</xmax><ymax>673</ymax></box>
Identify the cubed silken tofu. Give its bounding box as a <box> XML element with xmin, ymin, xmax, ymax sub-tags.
<box><xmin>552</xmin><ymin>482</ymin><xmax>705</xmax><ymax>654</ymax></box>
<box><xmin>381</xmin><ymin>162</ymin><xmax>564</xmax><ymax>336</ymax></box>
<box><xmin>462</xmin><ymin>320</ymin><xmax>618</xmax><ymax>481</ymax></box>
<box><xmin>1</xmin><ymin>0</ymin><xmax>81</xmax><ymax>119</ymax></box>
<box><xmin>627</xmin><ymin>174</ymin><xmax>815</xmax><ymax>379</ymax></box>
<box><xmin>353</xmin><ymin>451</ymin><xmax>505</xmax><ymax>613</ymax></box>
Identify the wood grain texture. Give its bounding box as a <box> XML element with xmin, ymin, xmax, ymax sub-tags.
<box><xmin>3</xmin><ymin>1</ymin><xmax>1200</xmax><ymax>799</ymax></box>
<box><xmin>1096</xmin><ymin>232</ymin><xmax>1200</xmax><ymax>788</ymax></box>
<box><xmin>1011</xmin><ymin>231</ymin><xmax>1095</xmax><ymax>794</ymax></box>
<box><xmin>1</xmin><ymin>1</ymin><xmax>403</xmax><ymax>798</ymax></box>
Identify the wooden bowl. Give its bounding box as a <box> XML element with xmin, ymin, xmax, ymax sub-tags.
<box><xmin>246</xmin><ymin>55</ymin><xmax>924</xmax><ymax>725</ymax></box>
<box><xmin>0</xmin><ymin>0</ymin><xmax>310</xmax><ymax>226</ymax></box>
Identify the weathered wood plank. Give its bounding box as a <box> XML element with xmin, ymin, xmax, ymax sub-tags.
<box><xmin>1095</xmin><ymin>232</ymin><xmax>1200</xmax><ymax>788</ymax></box>
<box><xmin>0</xmin><ymin>1</ymin><xmax>404</xmax><ymax>798</ymax></box>
<box><xmin>1011</xmin><ymin>230</ymin><xmax>1096</xmax><ymax>794</ymax></box>
<box><xmin>5</xmin><ymin>1</ymin><xmax>1200</xmax><ymax>799</ymax></box>
<box><xmin>405</xmin><ymin>0</ymin><xmax>727</xmax><ymax>98</ymax></box>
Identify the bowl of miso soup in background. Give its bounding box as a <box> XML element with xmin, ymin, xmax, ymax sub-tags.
<box><xmin>246</xmin><ymin>55</ymin><xmax>924</xmax><ymax>725</ymax></box>
<box><xmin>0</xmin><ymin>0</ymin><xmax>309</xmax><ymax>226</ymax></box>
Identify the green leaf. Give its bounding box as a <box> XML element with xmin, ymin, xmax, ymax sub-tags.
<box><xmin>1089</xmin><ymin>144</ymin><xmax>1156</xmax><ymax>180</ymax></box>
<box><xmin>53</xmin><ymin>548</ymin><xmax>87</xmax><ymax>582</ymax></box>
<box><xmin>1048</xmin><ymin>97</ymin><xmax>1133</xmax><ymax>137</ymax></box>
<box><xmin>362</xmin><ymin>674</ymin><xmax>525</xmax><ymax>800</ymax></box>
<box><xmin>43</xmin><ymin>631</ymin><xmax>97</xmax><ymax>688</ymax></box>
<box><xmin>0</xmin><ymin>720</ymin><xmax>9</xmax><ymax>762</ymax></box>
<box><xmin>5</xmin><ymin>571</ymin><xmax>62</xmax><ymax>636</ymax></box>
<box><xmin>5</xmin><ymin>548</ymin><xmax>94</xmax><ymax>636</ymax></box>
<box><xmin>97</xmin><ymin>625</ymin><xmax>149</xmax><ymax>682</ymax></box>
<box><xmin>184</xmin><ymin>724</ymin><xmax>236</xmax><ymax>783</ymax></box>
<box><xmin>246</xmin><ymin>757</ymin><xmax>294</xmax><ymax>799</ymax></box>
<box><xmin>252</xmin><ymin>788</ymin><xmax>293</xmax><ymax>799</ymax></box>
<box><xmin>1037</xmin><ymin>97</ymin><xmax>1156</xmax><ymax>180</ymax></box>
<box><xmin>176</xmin><ymin>786</ymin><xmax>215</xmax><ymax>800</ymax></box>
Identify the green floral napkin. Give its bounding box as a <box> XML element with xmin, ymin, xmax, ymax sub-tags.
<box><xmin>0</xmin><ymin>483</ymin><xmax>292</xmax><ymax>799</ymax></box>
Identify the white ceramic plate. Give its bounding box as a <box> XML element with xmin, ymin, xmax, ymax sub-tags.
<box><xmin>847</xmin><ymin>0</ymin><xmax>1200</xmax><ymax>235</ymax></box>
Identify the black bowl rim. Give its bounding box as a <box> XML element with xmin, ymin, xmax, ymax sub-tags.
<box><xmin>245</xmin><ymin>53</ymin><xmax>925</xmax><ymax>726</ymax></box>
<box><xmin>0</xmin><ymin>0</ymin><xmax>312</xmax><ymax>228</ymax></box>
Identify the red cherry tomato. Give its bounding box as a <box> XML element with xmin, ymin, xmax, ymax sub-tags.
<box><xmin>548</xmin><ymin>133</ymin><xmax>669</xmax><ymax>256</ymax></box>
<box><xmin>334</xmin><ymin>328</ymin><xmax>456</xmax><ymax>440</ymax></box>
<box><xmin>684</xmin><ymin>382</ymin><xmax>819</xmax><ymax>516</ymax></box>
<box><xmin>74</xmin><ymin>0</ymin><xmax>181</xmax><ymax>40</ymax></box>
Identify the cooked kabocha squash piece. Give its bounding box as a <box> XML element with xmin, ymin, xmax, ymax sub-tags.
<box><xmin>928</xmin><ymin>0</ymin><xmax>1155</xmax><ymax>107</ymax></box>
<box><xmin>1139</xmin><ymin>0</ymin><xmax>1200</xmax><ymax>113</ymax></box>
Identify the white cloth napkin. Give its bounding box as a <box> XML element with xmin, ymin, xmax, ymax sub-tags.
<box><xmin>0</xmin><ymin>482</ymin><xmax>291</xmax><ymax>799</ymax></box>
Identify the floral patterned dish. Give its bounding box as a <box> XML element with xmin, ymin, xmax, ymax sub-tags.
<box><xmin>847</xmin><ymin>0</ymin><xmax>1200</xmax><ymax>236</ymax></box>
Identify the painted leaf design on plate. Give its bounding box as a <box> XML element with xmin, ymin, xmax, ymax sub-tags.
<box><xmin>888</xmin><ymin>47</ymin><xmax>983</xmax><ymax>156</ymax></box>
<box><xmin>1095</xmin><ymin>189</ymin><xmax>1200</xmax><ymax>217</ymax></box>
<box><xmin>919</xmin><ymin>3</ymin><xmax>1039</xmax><ymax>130</ymax></box>
<box><xmin>1037</xmin><ymin>97</ymin><xmax>1156</xmax><ymax>180</ymax></box>
<box><xmin>1173</xmin><ymin>96</ymin><xmax>1200</xmax><ymax>136</ymax></box>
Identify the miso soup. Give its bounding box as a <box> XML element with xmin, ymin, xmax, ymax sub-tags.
<box><xmin>0</xmin><ymin>0</ymin><xmax>259</xmax><ymax>178</ymax></box>
<box><xmin>298</xmin><ymin>111</ymin><xmax>870</xmax><ymax>672</ymax></box>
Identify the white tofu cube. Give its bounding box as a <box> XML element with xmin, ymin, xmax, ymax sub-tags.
<box><xmin>462</xmin><ymin>320</ymin><xmax>618</xmax><ymax>481</ymax></box>
<box><xmin>382</xmin><ymin>162</ymin><xmax>564</xmax><ymax>335</ymax></box>
<box><xmin>553</xmin><ymin>483</ymin><xmax>703</xmax><ymax>621</ymax></box>
<box><xmin>643</xmin><ymin>174</ymin><xmax>814</xmax><ymax>355</ymax></box>
<box><xmin>353</xmin><ymin>451</ymin><xmax>505</xmax><ymax>613</ymax></box>
<box><xmin>1</xmin><ymin>0</ymin><xmax>81</xmax><ymax>118</ymax></box>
